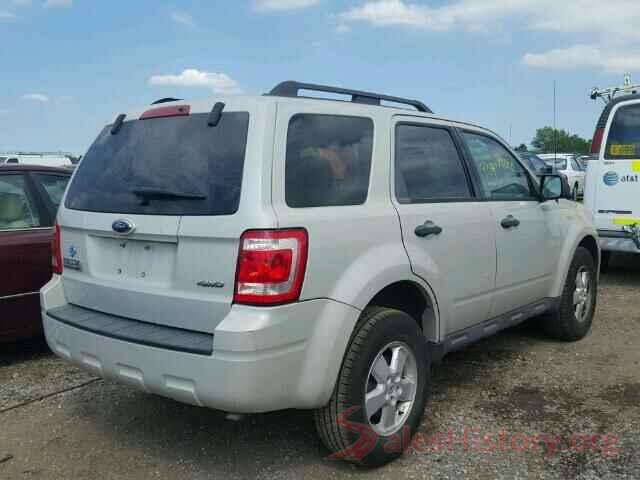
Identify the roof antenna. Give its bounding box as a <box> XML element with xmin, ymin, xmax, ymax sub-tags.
<box><xmin>207</xmin><ymin>102</ymin><xmax>225</xmax><ymax>127</ymax></box>
<box><xmin>111</xmin><ymin>114</ymin><xmax>126</xmax><ymax>135</ymax></box>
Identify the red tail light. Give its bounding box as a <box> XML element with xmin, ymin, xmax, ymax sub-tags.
<box><xmin>591</xmin><ymin>128</ymin><xmax>604</xmax><ymax>155</ymax></box>
<box><xmin>52</xmin><ymin>222</ymin><xmax>63</xmax><ymax>275</ymax></box>
<box><xmin>140</xmin><ymin>105</ymin><xmax>190</xmax><ymax>120</ymax></box>
<box><xmin>234</xmin><ymin>229</ymin><xmax>308</xmax><ymax>306</ymax></box>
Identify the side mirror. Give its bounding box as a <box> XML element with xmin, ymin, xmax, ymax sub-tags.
<box><xmin>542</xmin><ymin>165</ymin><xmax>553</xmax><ymax>175</ymax></box>
<box><xmin>540</xmin><ymin>174</ymin><xmax>563</xmax><ymax>201</ymax></box>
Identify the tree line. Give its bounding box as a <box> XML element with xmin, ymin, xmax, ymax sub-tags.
<box><xmin>516</xmin><ymin>127</ymin><xmax>592</xmax><ymax>154</ymax></box>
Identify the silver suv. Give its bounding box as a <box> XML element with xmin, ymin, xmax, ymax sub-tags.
<box><xmin>42</xmin><ymin>81</ymin><xmax>599</xmax><ymax>467</ymax></box>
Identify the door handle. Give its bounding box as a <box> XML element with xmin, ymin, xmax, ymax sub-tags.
<box><xmin>415</xmin><ymin>221</ymin><xmax>443</xmax><ymax>237</ymax></box>
<box><xmin>500</xmin><ymin>215</ymin><xmax>520</xmax><ymax>229</ymax></box>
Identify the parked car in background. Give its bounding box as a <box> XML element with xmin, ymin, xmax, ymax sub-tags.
<box><xmin>41</xmin><ymin>81</ymin><xmax>599</xmax><ymax>467</ymax></box>
<box><xmin>584</xmin><ymin>93</ymin><xmax>640</xmax><ymax>269</ymax></box>
<box><xmin>0</xmin><ymin>152</ymin><xmax>74</xmax><ymax>168</ymax></box>
<box><xmin>538</xmin><ymin>153</ymin><xmax>586</xmax><ymax>199</ymax></box>
<box><xmin>0</xmin><ymin>165</ymin><xmax>71</xmax><ymax>343</ymax></box>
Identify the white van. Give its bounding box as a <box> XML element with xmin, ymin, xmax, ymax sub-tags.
<box><xmin>0</xmin><ymin>153</ymin><xmax>73</xmax><ymax>167</ymax></box>
<box><xmin>584</xmin><ymin>93</ymin><xmax>640</xmax><ymax>267</ymax></box>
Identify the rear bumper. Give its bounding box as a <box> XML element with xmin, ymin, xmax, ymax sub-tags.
<box><xmin>597</xmin><ymin>229</ymin><xmax>640</xmax><ymax>253</ymax></box>
<box><xmin>41</xmin><ymin>275</ymin><xmax>360</xmax><ymax>413</ymax></box>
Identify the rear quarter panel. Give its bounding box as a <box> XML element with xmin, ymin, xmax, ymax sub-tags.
<box><xmin>270</xmin><ymin>102</ymin><xmax>421</xmax><ymax>311</ymax></box>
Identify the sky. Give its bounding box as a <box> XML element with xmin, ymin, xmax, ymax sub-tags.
<box><xmin>1</xmin><ymin>0</ymin><xmax>639</xmax><ymax>155</ymax></box>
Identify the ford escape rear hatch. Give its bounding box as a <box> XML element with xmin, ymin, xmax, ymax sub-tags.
<box><xmin>61</xmin><ymin>108</ymin><xmax>249</xmax><ymax>333</ymax></box>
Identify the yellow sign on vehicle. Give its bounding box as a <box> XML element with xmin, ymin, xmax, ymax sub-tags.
<box><xmin>632</xmin><ymin>160</ymin><xmax>640</xmax><ymax>172</ymax></box>
<box><xmin>610</xmin><ymin>144</ymin><xmax>636</xmax><ymax>156</ymax></box>
<box><xmin>613</xmin><ymin>217</ymin><xmax>640</xmax><ymax>226</ymax></box>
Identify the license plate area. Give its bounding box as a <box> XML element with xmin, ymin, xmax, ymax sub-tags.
<box><xmin>87</xmin><ymin>236</ymin><xmax>176</xmax><ymax>285</ymax></box>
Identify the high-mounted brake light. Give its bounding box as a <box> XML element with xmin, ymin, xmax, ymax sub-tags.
<box><xmin>140</xmin><ymin>105</ymin><xmax>191</xmax><ymax>120</ymax></box>
<box><xmin>52</xmin><ymin>222</ymin><xmax>63</xmax><ymax>275</ymax></box>
<box><xmin>234</xmin><ymin>229</ymin><xmax>308</xmax><ymax>306</ymax></box>
<box><xmin>591</xmin><ymin>128</ymin><xmax>604</xmax><ymax>155</ymax></box>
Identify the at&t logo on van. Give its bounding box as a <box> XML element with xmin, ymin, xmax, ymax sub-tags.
<box><xmin>603</xmin><ymin>171</ymin><xmax>619</xmax><ymax>186</ymax></box>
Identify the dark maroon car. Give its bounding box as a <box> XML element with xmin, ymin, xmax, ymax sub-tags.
<box><xmin>0</xmin><ymin>164</ymin><xmax>71</xmax><ymax>343</ymax></box>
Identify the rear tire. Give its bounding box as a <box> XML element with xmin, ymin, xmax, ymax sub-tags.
<box><xmin>542</xmin><ymin>246</ymin><xmax>597</xmax><ymax>341</ymax></box>
<box><xmin>314</xmin><ymin>307</ymin><xmax>430</xmax><ymax>467</ymax></box>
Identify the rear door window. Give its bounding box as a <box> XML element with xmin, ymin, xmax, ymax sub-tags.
<box><xmin>0</xmin><ymin>174</ymin><xmax>41</xmax><ymax>230</ymax></box>
<box><xmin>395</xmin><ymin>124</ymin><xmax>471</xmax><ymax>202</ymax></box>
<box><xmin>285</xmin><ymin>114</ymin><xmax>373</xmax><ymax>208</ymax></box>
<box><xmin>65</xmin><ymin>112</ymin><xmax>249</xmax><ymax>215</ymax></box>
<box><xmin>606</xmin><ymin>103</ymin><xmax>640</xmax><ymax>159</ymax></box>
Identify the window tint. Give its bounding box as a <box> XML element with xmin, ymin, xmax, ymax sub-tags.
<box><xmin>606</xmin><ymin>104</ymin><xmax>640</xmax><ymax>159</ymax></box>
<box><xmin>285</xmin><ymin>114</ymin><xmax>373</xmax><ymax>208</ymax></box>
<box><xmin>462</xmin><ymin>132</ymin><xmax>533</xmax><ymax>200</ymax></box>
<box><xmin>65</xmin><ymin>112</ymin><xmax>249</xmax><ymax>216</ymax></box>
<box><xmin>395</xmin><ymin>125</ymin><xmax>471</xmax><ymax>202</ymax></box>
<box><xmin>7</xmin><ymin>158</ymin><xmax>18</xmax><ymax>164</ymax></box>
<box><xmin>0</xmin><ymin>174</ymin><xmax>41</xmax><ymax>230</ymax></box>
<box><xmin>34</xmin><ymin>173</ymin><xmax>70</xmax><ymax>209</ymax></box>
<box><xmin>521</xmin><ymin>153</ymin><xmax>547</xmax><ymax>172</ymax></box>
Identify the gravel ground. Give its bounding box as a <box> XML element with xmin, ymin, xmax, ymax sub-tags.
<box><xmin>1</xmin><ymin>254</ymin><xmax>639</xmax><ymax>479</ymax></box>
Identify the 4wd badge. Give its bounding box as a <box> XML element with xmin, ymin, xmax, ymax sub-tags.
<box><xmin>63</xmin><ymin>245</ymin><xmax>82</xmax><ymax>270</ymax></box>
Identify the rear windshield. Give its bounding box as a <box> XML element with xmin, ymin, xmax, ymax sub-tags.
<box><xmin>65</xmin><ymin>112</ymin><xmax>249</xmax><ymax>215</ymax></box>
<box><xmin>606</xmin><ymin>103</ymin><xmax>640</xmax><ymax>159</ymax></box>
<box><xmin>542</xmin><ymin>157</ymin><xmax>567</xmax><ymax>170</ymax></box>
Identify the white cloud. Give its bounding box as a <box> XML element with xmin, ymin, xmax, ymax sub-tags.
<box><xmin>149</xmin><ymin>69</ymin><xmax>242</xmax><ymax>94</ymax></box>
<box><xmin>523</xmin><ymin>45</ymin><xmax>640</xmax><ymax>74</ymax></box>
<box><xmin>0</xmin><ymin>108</ymin><xmax>10</xmax><ymax>115</ymax></box>
<box><xmin>337</xmin><ymin>0</ymin><xmax>640</xmax><ymax>72</ymax></box>
<box><xmin>255</xmin><ymin>0</ymin><xmax>319</xmax><ymax>11</ymax></box>
<box><xmin>43</xmin><ymin>0</ymin><xmax>72</xmax><ymax>8</ymax></box>
<box><xmin>337</xmin><ymin>0</ymin><xmax>640</xmax><ymax>41</ymax></box>
<box><xmin>0</xmin><ymin>10</ymin><xmax>17</xmax><ymax>20</ymax></box>
<box><xmin>170</xmin><ymin>11</ymin><xmax>195</xmax><ymax>28</ymax></box>
<box><xmin>22</xmin><ymin>93</ymin><xmax>49</xmax><ymax>102</ymax></box>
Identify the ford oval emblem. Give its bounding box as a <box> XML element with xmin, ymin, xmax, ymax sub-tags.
<box><xmin>112</xmin><ymin>219</ymin><xmax>135</xmax><ymax>234</ymax></box>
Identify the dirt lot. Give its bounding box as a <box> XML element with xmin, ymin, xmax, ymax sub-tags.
<box><xmin>1</xmin><ymin>254</ymin><xmax>639</xmax><ymax>480</ymax></box>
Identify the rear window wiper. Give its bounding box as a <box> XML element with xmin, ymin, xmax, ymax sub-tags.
<box><xmin>131</xmin><ymin>186</ymin><xmax>207</xmax><ymax>205</ymax></box>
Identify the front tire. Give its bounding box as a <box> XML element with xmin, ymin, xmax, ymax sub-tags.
<box><xmin>314</xmin><ymin>307</ymin><xmax>430</xmax><ymax>467</ymax></box>
<box><xmin>600</xmin><ymin>251</ymin><xmax>611</xmax><ymax>272</ymax></box>
<box><xmin>542</xmin><ymin>246</ymin><xmax>597</xmax><ymax>341</ymax></box>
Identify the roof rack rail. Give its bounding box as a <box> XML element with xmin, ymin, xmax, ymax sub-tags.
<box><xmin>267</xmin><ymin>81</ymin><xmax>432</xmax><ymax>113</ymax></box>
